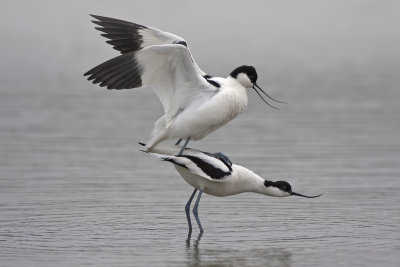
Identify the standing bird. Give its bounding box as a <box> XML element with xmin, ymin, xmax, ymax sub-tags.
<box><xmin>84</xmin><ymin>15</ymin><xmax>284</xmax><ymax>161</ymax></box>
<box><xmin>141</xmin><ymin>144</ymin><xmax>322</xmax><ymax>232</ymax></box>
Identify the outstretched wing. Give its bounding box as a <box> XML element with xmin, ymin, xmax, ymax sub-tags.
<box><xmin>85</xmin><ymin>44</ymin><xmax>217</xmax><ymax>125</ymax></box>
<box><xmin>146</xmin><ymin>151</ymin><xmax>232</xmax><ymax>181</ymax></box>
<box><xmin>85</xmin><ymin>15</ymin><xmax>215</xmax><ymax>124</ymax></box>
<box><xmin>89</xmin><ymin>15</ymin><xmax>206</xmax><ymax>76</ymax></box>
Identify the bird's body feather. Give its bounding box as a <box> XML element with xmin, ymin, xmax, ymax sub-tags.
<box><xmin>146</xmin><ymin>144</ymin><xmax>266</xmax><ymax>197</ymax></box>
<box><xmin>85</xmin><ymin>15</ymin><xmax>252</xmax><ymax>151</ymax></box>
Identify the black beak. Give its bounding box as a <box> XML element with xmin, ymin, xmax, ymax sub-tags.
<box><xmin>291</xmin><ymin>192</ymin><xmax>324</xmax><ymax>198</ymax></box>
<box><xmin>253</xmin><ymin>83</ymin><xmax>287</xmax><ymax>110</ymax></box>
<box><xmin>252</xmin><ymin>85</ymin><xmax>279</xmax><ymax>110</ymax></box>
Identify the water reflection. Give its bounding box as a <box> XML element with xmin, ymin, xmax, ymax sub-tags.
<box><xmin>185</xmin><ymin>233</ymin><xmax>291</xmax><ymax>267</ymax></box>
<box><xmin>185</xmin><ymin>231</ymin><xmax>203</xmax><ymax>264</ymax></box>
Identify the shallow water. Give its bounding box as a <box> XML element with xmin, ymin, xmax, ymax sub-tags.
<box><xmin>1</xmin><ymin>71</ymin><xmax>399</xmax><ymax>266</ymax></box>
<box><xmin>1</xmin><ymin>1</ymin><xmax>400</xmax><ymax>266</ymax></box>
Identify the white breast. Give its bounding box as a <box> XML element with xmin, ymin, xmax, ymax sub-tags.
<box><xmin>168</xmin><ymin>77</ymin><xmax>248</xmax><ymax>140</ymax></box>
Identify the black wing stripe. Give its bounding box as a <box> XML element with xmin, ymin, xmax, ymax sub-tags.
<box><xmin>162</xmin><ymin>158</ymin><xmax>188</xmax><ymax>169</ymax></box>
<box><xmin>203</xmin><ymin>75</ymin><xmax>221</xmax><ymax>88</ymax></box>
<box><xmin>180</xmin><ymin>155</ymin><xmax>231</xmax><ymax>180</ymax></box>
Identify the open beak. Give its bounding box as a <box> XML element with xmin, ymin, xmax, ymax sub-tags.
<box><xmin>291</xmin><ymin>192</ymin><xmax>324</xmax><ymax>198</ymax></box>
<box><xmin>252</xmin><ymin>83</ymin><xmax>286</xmax><ymax>110</ymax></box>
<box><xmin>252</xmin><ymin>86</ymin><xmax>278</xmax><ymax>109</ymax></box>
<box><xmin>254</xmin><ymin>83</ymin><xmax>286</xmax><ymax>104</ymax></box>
<box><xmin>252</xmin><ymin>82</ymin><xmax>287</xmax><ymax>110</ymax></box>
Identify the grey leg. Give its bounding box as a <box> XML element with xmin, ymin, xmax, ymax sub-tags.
<box><xmin>175</xmin><ymin>138</ymin><xmax>182</xmax><ymax>145</ymax></box>
<box><xmin>192</xmin><ymin>189</ymin><xmax>203</xmax><ymax>232</ymax></box>
<box><xmin>178</xmin><ymin>137</ymin><xmax>191</xmax><ymax>156</ymax></box>
<box><xmin>185</xmin><ymin>189</ymin><xmax>198</xmax><ymax>232</ymax></box>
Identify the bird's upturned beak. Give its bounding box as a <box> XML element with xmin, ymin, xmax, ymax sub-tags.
<box><xmin>252</xmin><ymin>83</ymin><xmax>286</xmax><ymax>110</ymax></box>
<box><xmin>291</xmin><ymin>192</ymin><xmax>324</xmax><ymax>198</ymax></box>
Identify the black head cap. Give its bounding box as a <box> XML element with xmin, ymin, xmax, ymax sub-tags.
<box><xmin>230</xmin><ymin>65</ymin><xmax>258</xmax><ymax>84</ymax></box>
<box><xmin>264</xmin><ymin>180</ymin><xmax>292</xmax><ymax>193</ymax></box>
<box><xmin>264</xmin><ymin>180</ymin><xmax>323</xmax><ymax>198</ymax></box>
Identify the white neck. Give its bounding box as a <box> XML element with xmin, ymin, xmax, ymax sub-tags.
<box><xmin>225</xmin><ymin>75</ymin><xmax>248</xmax><ymax>91</ymax></box>
<box><xmin>234</xmin><ymin>166</ymin><xmax>265</xmax><ymax>194</ymax></box>
<box><xmin>200</xmin><ymin>76</ymin><xmax>248</xmax><ymax>129</ymax></box>
<box><xmin>222</xmin><ymin>76</ymin><xmax>248</xmax><ymax>112</ymax></box>
<box><xmin>235</xmin><ymin>73</ymin><xmax>253</xmax><ymax>88</ymax></box>
<box><xmin>233</xmin><ymin>165</ymin><xmax>285</xmax><ymax>197</ymax></box>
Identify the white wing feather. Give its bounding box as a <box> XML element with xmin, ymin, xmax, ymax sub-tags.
<box><xmin>85</xmin><ymin>15</ymin><xmax>215</xmax><ymax>125</ymax></box>
<box><xmin>136</xmin><ymin>44</ymin><xmax>217</xmax><ymax>125</ymax></box>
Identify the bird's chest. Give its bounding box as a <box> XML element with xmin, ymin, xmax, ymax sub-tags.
<box><xmin>169</xmin><ymin>89</ymin><xmax>247</xmax><ymax>139</ymax></box>
<box><xmin>200</xmin><ymin>89</ymin><xmax>247</xmax><ymax>124</ymax></box>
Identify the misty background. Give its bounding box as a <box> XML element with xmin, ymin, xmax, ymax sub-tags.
<box><xmin>1</xmin><ymin>1</ymin><xmax>399</xmax><ymax>266</ymax></box>
<box><xmin>2</xmin><ymin>0</ymin><xmax>399</xmax><ymax>87</ymax></box>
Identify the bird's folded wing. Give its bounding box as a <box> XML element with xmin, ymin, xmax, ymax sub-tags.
<box><xmin>148</xmin><ymin>152</ymin><xmax>231</xmax><ymax>181</ymax></box>
<box><xmin>90</xmin><ymin>15</ymin><xmax>206</xmax><ymax>76</ymax></box>
<box><xmin>85</xmin><ymin>44</ymin><xmax>217</xmax><ymax>125</ymax></box>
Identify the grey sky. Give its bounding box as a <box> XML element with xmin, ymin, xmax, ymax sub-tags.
<box><xmin>0</xmin><ymin>0</ymin><xmax>399</xmax><ymax>88</ymax></box>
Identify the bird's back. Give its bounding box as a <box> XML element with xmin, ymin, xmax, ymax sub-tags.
<box><xmin>143</xmin><ymin>144</ymin><xmax>265</xmax><ymax>196</ymax></box>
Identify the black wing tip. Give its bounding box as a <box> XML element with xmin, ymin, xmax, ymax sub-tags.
<box><xmin>90</xmin><ymin>14</ymin><xmax>107</xmax><ymax>21</ymax></box>
<box><xmin>83</xmin><ymin>69</ymin><xmax>93</xmax><ymax>77</ymax></box>
<box><xmin>89</xmin><ymin>14</ymin><xmax>146</xmax><ymax>29</ymax></box>
<box><xmin>83</xmin><ymin>52</ymin><xmax>143</xmax><ymax>90</ymax></box>
<box><xmin>83</xmin><ymin>72</ymin><xmax>125</xmax><ymax>89</ymax></box>
<box><xmin>90</xmin><ymin>15</ymin><xmax>109</xmax><ymax>25</ymax></box>
<box><xmin>89</xmin><ymin>14</ymin><xmax>147</xmax><ymax>55</ymax></box>
<box><xmin>91</xmin><ymin>20</ymin><xmax>103</xmax><ymax>26</ymax></box>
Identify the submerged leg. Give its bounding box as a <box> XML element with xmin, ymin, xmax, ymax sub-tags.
<box><xmin>207</xmin><ymin>152</ymin><xmax>232</xmax><ymax>167</ymax></box>
<box><xmin>192</xmin><ymin>189</ymin><xmax>204</xmax><ymax>232</ymax></box>
<box><xmin>175</xmin><ymin>138</ymin><xmax>183</xmax><ymax>145</ymax></box>
<box><xmin>178</xmin><ymin>137</ymin><xmax>191</xmax><ymax>156</ymax></box>
<box><xmin>185</xmin><ymin>189</ymin><xmax>198</xmax><ymax>232</ymax></box>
